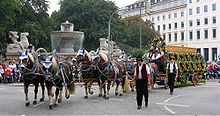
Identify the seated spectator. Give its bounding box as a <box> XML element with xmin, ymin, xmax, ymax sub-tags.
<box><xmin>4</xmin><ymin>67</ymin><xmax>12</xmax><ymax>84</ymax></box>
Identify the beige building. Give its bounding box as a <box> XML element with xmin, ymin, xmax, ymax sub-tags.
<box><xmin>120</xmin><ymin>0</ymin><xmax>220</xmax><ymax>62</ymax></box>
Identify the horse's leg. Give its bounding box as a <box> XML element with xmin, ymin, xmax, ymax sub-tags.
<box><xmin>115</xmin><ymin>79</ymin><xmax>119</xmax><ymax>96</ymax></box>
<box><xmin>33</xmin><ymin>83</ymin><xmax>39</xmax><ymax>105</ymax></box>
<box><xmin>58</xmin><ymin>87</ymin><xmax>63</xmax><ymax>103</ymax></box>
<box><xmin>105</xmin><ymin>80</ymin><xmax>111</xmax><ymax>99</ymax></box>
<box><xmin>24</xmin><ymin>82</ymin><xmax>30</xmax><ymax>107</ymax></box>
<box><xmin>46</xmin><ymin>83</ymin><xmax>54</xmax><ymax>109</ymax></box>
<box><xmin>120</xmin><ymin>78</ymin><xmax>125</xmax><ymax>96</ymax></box>
<box><xmin>84</xmin><ymin>80</ymin><xmax>88</xmax><ymax>99</ymax></box>
<box><xmin>88</xmin><ymin>78</ymin><xmax>94</xmax><ymax>95</ymax></box>
<box><xmin>54</xmin><ymin>87</ymin><xmax>60</xmax><ymax>106</ymax></box>
<box><xmin>39</xmin><ymin>82</ymin><xmax>45</xmax><ymax>102</ymax></box>
<box><xmin>98</xmin><ymin>79</ymin><xmax>103</xmax><ymax>97</ymax></box>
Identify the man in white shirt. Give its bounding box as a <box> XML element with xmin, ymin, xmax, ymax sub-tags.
<box><xmin>134</xmin><ymin>57</ymin><xmax>151</xmax><ymax>109</ymax></box>
<box><xmin>166</xmin><ymin>56</ymin><xmax>178</xmax><ymax>95</ymax></box>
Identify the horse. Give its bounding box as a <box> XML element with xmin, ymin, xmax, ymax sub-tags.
<box><xmin>75</xmin><ymin>48</ymin><xmax>102</xmax><ymax>99</ymax></box>
<box><xmin>91</xmin><ymin>51</ymin><xmax>130</xmax><ymax>99</ymax></box>
<box><xmin>18</xmin><ymin>50</ymin><xmax>45</xmax><ymax>107</ymax></box>
<box><xmin>40</xmin><ymin>49</ymin><xmax>75</xmax><ymax>109</ymax></box>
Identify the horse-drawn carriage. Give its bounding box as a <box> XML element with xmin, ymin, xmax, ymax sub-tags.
<box><xmin>148</xmin><ymin>45</ymin><xmax>206</xmax><ymax>88</ymax></box>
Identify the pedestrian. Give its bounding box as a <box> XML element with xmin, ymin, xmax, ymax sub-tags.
<box><xmin>134</xmin><ymin>57</ymin><xmax>150</xmax><ymax>109</ymax></box>
<box><xmin>166</xmin><ymin>56</ymin><xmax>178</xmax><ymax>95</ymax></box>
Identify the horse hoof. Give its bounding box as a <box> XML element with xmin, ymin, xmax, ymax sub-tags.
<box><xmin>105</xmin><ymin>96</ymin><xmax>109</xmax><ymax>100</ymax></box>
<box><xmin>98</xmin><ymin>94</ymin><xmax>102</xmax><ymax>97</ymax></box>
<box><xmin>123</xmin><ymin>90</ymin><xmax>126</xmax><ymax>93</ymax></box>
<box><xmin>58</xmin><ymin>99</ymin><xmax>62</xmax><ymax>103</ymax></box>
<box><xmin>54</xmin><ymin>104</ymin><xmax>58</xmax><ymax>107</ymax></box>
<box><xmin>66</xmin><ymin>95</ymin><xmax>70</xmax><ymax>99</ymax></box>
<box><xmin>84</xmin><ymin>96</ymin><xmax>88</xmax><ymax>99</ymax></box>
<box><xmin>119</xmin><ymin>93</ymin><xmax>123</xmax><ymax>96</ymax></box>
<box><xmin>33</xmin><ymin>101</ymin><xmax>37</xmax><ymax>105</ymax></box>
<box><xmin>89</xmin><ymin>91</ymin><xmax>94</xmax><ymax>95</ymax></box>
<box><xmin>103</xmin><ymin>95</ymin><xmax>106</xmax><ymax>98</ymax></box>
<box><xmin>115</xmin><ymin>92</ymin><xmax>119</xmax><ymax>96</ymax></box>
<box><xmin>131</xmin><ymin>89</ymin><xmax>134</xmax><ymax>92</ymax></box>
<box><xmin>40</xmin><ymin>98</ymin><xmax>44</xmax><ymax>102</ymax></box>
<box><xmin>49</xmin><ymin>105</ymin><xmax>53</xmax><ymax>110</ymax></box>
<box><xmin>25</xmin><ymin>102</ymin><xmax>30</xmax><ymax>107</ymax></box>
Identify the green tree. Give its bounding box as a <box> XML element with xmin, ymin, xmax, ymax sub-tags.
<box><xmin>0</xmin><ymin>0</ymin><xmax>21</xmax><ymax>46</ymax></box>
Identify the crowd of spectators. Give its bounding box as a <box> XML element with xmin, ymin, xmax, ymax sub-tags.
<box><xmin>204</xmin><ymin>60</ymin><xmax>220</xmax><ymax>82</ymax></box>
<box><xmin>0</xmin><ymin>59</ymin><xmax>21</xmax><ymax>84</ymax></box>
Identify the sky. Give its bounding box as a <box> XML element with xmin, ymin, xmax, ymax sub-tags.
<box><xmin>48</xmin><ymin>0</ymin><xmax>136</xmax><ymax>15</ymax></box>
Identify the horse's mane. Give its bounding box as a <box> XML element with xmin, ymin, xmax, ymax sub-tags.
<box><xmin>28</xmin><ymin>53</ymin><xmax>34</xmax><ymax>63</ymax></box>
<box><xmin>84</xmin><ymin>50</ymin><xmax>92</xmax><ymax>61</ymax></box>
<box><xmin>99</xmin><ymin>52</ymin><xmax>108</xmax><ymax>63</ymax></box>
<box><xmin>51</xmin><ymin>57</ymin><xmax>58</xmax><ymax>70</ymax></box>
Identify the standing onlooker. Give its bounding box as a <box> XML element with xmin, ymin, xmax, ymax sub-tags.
<box><xmin>166</xmin><ymin>56</ymin><xmax>178</xmax><ymax>95</ymax></box>
<box><xmin>134</xmin><ymin>57</ymin><xmax>150</xmax><ymax>109</ymax></box>
<box><xmin>0</xmin><ymin>65</ymin><xmax>4</xmax><ymax>83</ymax></box>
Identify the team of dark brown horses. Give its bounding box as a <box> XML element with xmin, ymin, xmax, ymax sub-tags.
<box><xmin>18</xmin><ymin>48</ymin><xmax>155</xmax><ymax>109</ymax></box>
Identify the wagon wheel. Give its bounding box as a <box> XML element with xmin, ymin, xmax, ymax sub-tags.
<box><xmin>193</xmin><ymin>73</ymin><xmax>199</xmax><ymax>86</ymax></box>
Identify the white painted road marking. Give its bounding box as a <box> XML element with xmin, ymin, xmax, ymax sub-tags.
<box><xmin>109</xmin><ymin>98</ymin><xmax>124</xmax><ymax>101</ymax></box>
<box><xmin>156</xmin><ymin>103</ymin><xmax>190</xmax><ymax>107</ymax></box>
<box><xmin>164</xmin><ymin>106</ymin><xmax>175</xmax><ymax>114</ymax></box>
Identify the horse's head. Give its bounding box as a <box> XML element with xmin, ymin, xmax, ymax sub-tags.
<box><xmin>18</xmin><ymin>50</ymin><xmax>36</xmax><ymax>69</ymax></box>
<box><xmin>90</xmin><ymin>51</ymin><xmax>108</xmax><ymax>67</ymax></box>
<box><xmin>76</xmin><ymin>48</ymin><xmax>91</xmax><ymax>63</ymax></box>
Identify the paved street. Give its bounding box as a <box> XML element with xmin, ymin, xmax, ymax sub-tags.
<box><xmin>0</xmin><ymin>80</ymin><xmax>219</xmax><ymax>115</ymax></box>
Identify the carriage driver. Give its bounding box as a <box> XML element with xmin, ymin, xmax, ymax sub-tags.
<box><xmin>134</xmin><ymin>57</ymin><xmax>150</xmax><ymax>109</ymax></box>
<box><xmin>166</xmin><ymin>56</ymin><xmax>178</xmax><ymax>95</ymax></box>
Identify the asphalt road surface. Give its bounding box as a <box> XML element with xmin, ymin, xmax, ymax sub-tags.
<box><xmin>0</xmin><ymin>80</ymin><xmax>219</xmax><ymax>115</ymax></box>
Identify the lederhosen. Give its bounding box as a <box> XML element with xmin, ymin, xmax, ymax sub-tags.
<box><xmin>135</xmin><ymin>64</ymin><xmax>149</xmax><ymax>107</ymax></box>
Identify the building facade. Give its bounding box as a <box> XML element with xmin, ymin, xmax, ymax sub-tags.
<box><xmin>120</xmin><ymin>0</ymin><xmax>220</xmax><ymax>62</ymax></box>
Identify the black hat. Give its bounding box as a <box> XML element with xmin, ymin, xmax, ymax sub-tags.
<box><xmin>136</xmin><ymin>57</ymin><xmax>143</xmax><ymax>62</ymax></box>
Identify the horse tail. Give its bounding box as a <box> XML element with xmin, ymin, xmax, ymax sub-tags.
<box><xmin>123</xmin><ymin>75</ymin><xmax>130</xmax><ymax>93</ymax></box>
<box><xmin>68</xmin><ymin>81</ymin><xmax>75</xmax><ymax>94</ymax></box>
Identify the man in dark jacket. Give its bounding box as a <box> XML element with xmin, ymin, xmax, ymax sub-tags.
<box><xmin>134</xmin><ymin>57</ymin><xmax>150</xmax><ymax>109</ymax></box>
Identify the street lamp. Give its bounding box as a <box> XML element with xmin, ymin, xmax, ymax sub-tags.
<box><xmin>107</xmin><ymin>9</ymin><xmax>121</xmax><ymax>62</ymax></box>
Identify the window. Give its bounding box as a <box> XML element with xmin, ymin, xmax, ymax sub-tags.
<box><xmin>189</xmin><ymin>9</ymin><xmax>193</xmax><ymax>15</ymax></box>
<box><xmin>157</xmin><ymin>16</ymin><xmax>160</xmax><ymax>21</ymax></box>
<box><xmin>181</xmin><ymin>32</ymin><xmax>184</xmax><ymax>41</ymax></box>
<box><xmin>174</xmin><ymin>33</ymin><xmax>177</xmax><ymax>42</ymax></box>
<box><xmin>204</xmin><ymin>5</ymin><xmax>208</xmax><ymax>12</ymax></box>
<box><xmin>190</xmin><ymin>31</ymin><xmax>193</xmax><ymax>40</ymax></box>
<box><xmin>189</xmin><ymin>20</ymin><xmax>193</xmax><ymax>27</ymax></box>
<box><xmin>213</xmin><ymin>16</ymin><xmax>216</xmax><ymax>24</ymax></box>
<box><xmin>197</xmin><ymin>19</ymin><xmax>200</xmax><ymax>26</ymax></box>
<box><xmin>152</xmin><ymin>17</ymin><xmax>154</xmax><ymax>22</ymax></box>
<box><xmin>196</xmin><ymin>7</ymin><xmax>200</xmax><ymax>14</ymax></box>
<box><xmin>212</xmin><ymin>3</ymin><xmax>216</xmax><ymax>11</ymax></box>
<box><xmin>204</xmin><ymin>18</ymin><xmax>208</xmax><ymax>25</ymax></box>
<box><xmin>181</xmin><ymin>11</ymin><xmax>184</xmax><ymax>17</ymax></box>
<box><xmin>197</xmin><ymin>30</ymin><xmax>200</xmax><ymax>39</ymax></box>
<box><xmin>212</xmin><ymin>48</ymin><xmax>217</xmax><ymax>61</ymax></box>
<box><xmin>169</xmin><ymin>33</ymin><xmax>171</xmax><ymax>42</ymax></box>
<box><xmin>204</xmin><ymin>29</ymin><xmax>208</xmax><ymax>39</ymax></box>
<box><xmin>163</xmin><ymin>24</ymin><xmax>166</xmax><ymax>30</ymax></box>
<box><xmin>168</xmin><ymin>14</ymin><xmax>171</xmax><ymax>19</ymax></box>
<box><xmin>204</xmin><ymin>48</ymin><xmax>209</xmax><ymax>62</ymax></box>
<box><xmin>169</xmin><ymin>23</ymin><xmax>171</xmax><ymax>29</ymax></box>
<box><xmin>189</xmin><ymin>0</ymin><xmax>192</xmax><ymax>3</ymax></box>
<box><xmin>181</xmin><ymin>22</ymin><xmax>184</xmax><ymax>28</ymax></box>
<box><xmin>157</xmin><ymin>25</ymin><xmax>160</xmax><ymax>31</ymax></box>
<box><xmin>163</xmin><ymin>15</ymin><xmax>165</xmax><ymax>20</ymax></box>
<box><xmin>174</xmin><ymin>23</ymin><xmax>177</xmax><ymax>29</ymax></box>
<box><xmin>213</xmin><ymin>28</ymin><xmax>216</xmax><ymax>38</ymax></box>
<box><xmin>163</xmin><ymin>34</ymin><xmax>166</xmax><ymax>40</ymax></box>
<box><xmin>174</xmin><ymin>13</ymin><xmax>177</xmax><ymax>18</ymax></box>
